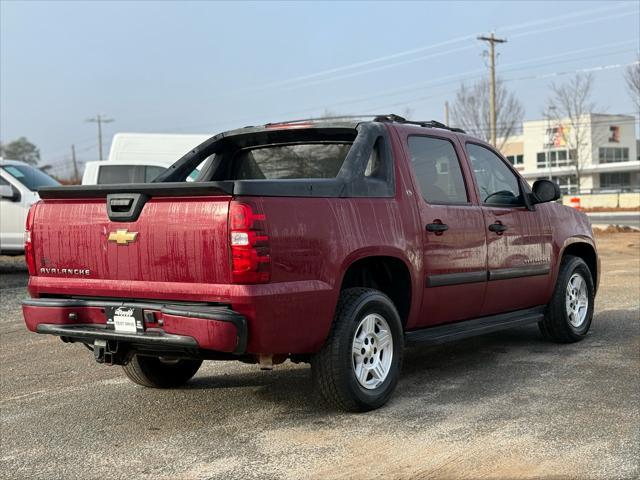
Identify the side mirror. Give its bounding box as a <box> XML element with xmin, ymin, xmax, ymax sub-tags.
<box><xmin>0</xmin><ymin>184</ymin><xmax>19</xmax><ymax>201</ymax></box>
<box><xmin>531</xmin><ymin>179</ymin><xmax>561</xmax><ymax>204</ymax></box>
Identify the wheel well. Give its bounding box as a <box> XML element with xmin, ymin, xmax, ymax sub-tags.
<box><xmin>562</xmin><ymin>242</ymin><xmax>598</xmax><ymax>288</ymax></box>
<box><xmin>340</xmin><ymin>256</ymin><xmax>411</xmax><ymax>325</ymax></box>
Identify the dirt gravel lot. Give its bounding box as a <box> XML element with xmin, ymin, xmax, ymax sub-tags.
<box><xmin>1</xmin><ymin>233</ymin><xmax>639</xmax><ymax>479</ymax></box>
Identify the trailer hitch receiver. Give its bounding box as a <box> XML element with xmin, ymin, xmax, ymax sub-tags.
<box><xmin>93</xmin><ymin>339</ymin><xmax>121</xmax><ymax>365</ymax></box>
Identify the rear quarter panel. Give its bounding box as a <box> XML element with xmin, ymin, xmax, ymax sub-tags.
<box><xmin>243</xmin><ymin>193</ymin><xmax>422</xmax><ymax>353</ymax></box>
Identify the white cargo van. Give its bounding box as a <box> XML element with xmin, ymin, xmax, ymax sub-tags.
<box><xmin>107</xmin><ymin>132</ymin><xmax>211</xmax><ymax>163</ymax></box>
<box><xmin>82</xmin><ymin>133</ymin><xmax>210</xmax><ymax>185</ymax></box>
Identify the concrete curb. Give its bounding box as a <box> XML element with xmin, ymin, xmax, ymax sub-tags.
<box><xmin>586</xmin><ymin>212</ymin><xmax>640</xmax><ymax>218</ymax></box>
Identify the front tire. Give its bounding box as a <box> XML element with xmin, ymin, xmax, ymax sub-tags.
<box><xmin>312</xmin><ymin>288</ymin><xmax>404</xmax><ymax>412</ymax></box>
<box><xmin>122</xmin><ymin>355</ymin><xmax>202</xmax><ymax>388</ymax></box>
<box><xmin>539</xmin><ymin>255</ymin><xmax>595</xmax><ymax>343</ymax></box>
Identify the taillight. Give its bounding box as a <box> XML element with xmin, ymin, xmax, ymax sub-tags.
<box><xmin>24</xmin><ymin>205</ymin><xmax>37</xmax><ymax>275</ymax></box>
<box><xmin>229</xmin><ymin>202</ymin><xmax>270</xmax><ymax>283</ymax></box>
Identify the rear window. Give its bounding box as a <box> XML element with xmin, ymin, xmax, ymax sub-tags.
<box><xmin>1</xmin><ymin>164</ymin><xmax>60</xmax><ymax>191</ymax></box>
<box><xmin>232</xmin><ymin>143</ymin><xmax>351</xmax><ymax>180</ymax></box>
<box><xmin>145</xmin><ymin>166</ymin><xmax>166</xmax><ymax>182</ymax></box>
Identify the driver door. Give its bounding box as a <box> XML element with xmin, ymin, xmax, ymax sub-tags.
<box><xmin>464</xmin><ymin>142</ymin><xmax>552</xmax><ymax>316</ymax></box>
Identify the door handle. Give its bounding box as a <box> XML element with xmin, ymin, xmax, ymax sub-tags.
<box><xmin>426</xmin><ymin>222</ymin><xmax>449</xmax><ymax>234</ymax></box>
<box><xmin>488</xmin><ymin>222</ymin><xmax>508</xmax><ymax>234</ymax></box>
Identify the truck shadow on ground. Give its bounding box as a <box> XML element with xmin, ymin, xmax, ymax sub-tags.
<box><xmin>0</xmin><ymin>255</ymin><xmax>27</xmax><ymax>273</ymax></box>
<box><xmin>177</xmin><ymin>310</ymin><xmax>633</xmax><ymax>414</ymax></box>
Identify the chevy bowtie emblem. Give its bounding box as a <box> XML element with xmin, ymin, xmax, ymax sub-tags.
<box><xmin>108</xmin><ymin>229</ymin><xmax>138</xmax><ymax>245</ymax></box>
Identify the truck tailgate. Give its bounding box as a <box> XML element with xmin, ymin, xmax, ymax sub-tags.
<box><xmin>31</xmin><ymin>196</ymin><xmax>232</xmax><ymax>293</ymax></box>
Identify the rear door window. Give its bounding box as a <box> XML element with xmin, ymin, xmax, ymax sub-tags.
<box><xmin>407</xmin><ymin>136</ymin><xmax>469</xmax><ymax>204</ymax></box>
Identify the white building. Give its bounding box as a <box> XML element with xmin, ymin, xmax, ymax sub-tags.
<box><xmin>501</xmin><ymin>113</ymin><xmax>639</xmax><ymax>194</ymax></box>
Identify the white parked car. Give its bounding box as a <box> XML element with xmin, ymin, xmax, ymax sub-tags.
<box><xmin>0</xmin><ymin>159</ymin><xmax>60</xmax><ymax>254</ymax></box>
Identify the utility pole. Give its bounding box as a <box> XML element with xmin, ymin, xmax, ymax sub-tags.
<box><xmin>71</xmin><ymin>144</ymin><xmax>79</xmax><ymax>184</ymax></box>
<box><xmin>477</xmin><ymin>33</ymin><xmax>507</xmax><ymax>147</ymax></box>
<box><xmin>86</xmin><ymin>114</ymin><xmax>114</xmax><ymax>160</ymax></box>
<box><xmin>545</xmin><ymin>105</ymin><xmax>557</xmax><ymax>182</ymax></box>
<box><xmin>444</xmin><ymin>101</ymin><xmax>449</xmax><ymax>126</ymax></box>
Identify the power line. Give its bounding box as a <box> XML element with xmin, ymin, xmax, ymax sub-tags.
<box><xmin>257</xmin><ymin>3</ymin><xmax>634</xmax><ymax>90</ymax></box>
<box><xmin>42</xmin><ymin>136</ymin><xmax>99</xmax><ymax>159</ymax></box>
<box><xmin>163</xmin><ymin>38</ymin><xmax>637</xmax><ymax>135</ymax></box>
<box><xmin>140</xmin><ymin>7</ymin><xmax>638</xmax><ymax>135</ymax></box>
<box><xmin>179</xmin><ymin>57</ymin><xmax>640</xmax><ymax>141</ymax></box>
<box><xmin>285</xmin><ymin>46</ymin><xmax>637</xmax><ymax>117</ymax></box>
<box><xmin>251</xmin><ymin>7</ymin><xmax>638</xmax><ymax>93</ymax></box>
<box><xmin>258</xmin><ymin>34</ymin><xmax>477</xmax><ymax>90</ymax></box>
<box><xmin>364</xmin><ymin>60</ymin><xmax>640</xmax><ymax>115</ymax></box>
<box><xmin>274</xmin><ymin>52</ymin><xmax>638</xmax><ymax>127</ymax></box>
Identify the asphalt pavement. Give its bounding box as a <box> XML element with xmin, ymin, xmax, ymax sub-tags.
<box><xmin>1</xmin><ymin>234</ymin><xmax>639</xmax><ymax>479</ymax></box>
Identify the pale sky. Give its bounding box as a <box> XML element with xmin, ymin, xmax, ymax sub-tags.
<box><xmin>1</xmin><ymin>0</ymin><xmax>638</xmax><ymax>176</ymax></box>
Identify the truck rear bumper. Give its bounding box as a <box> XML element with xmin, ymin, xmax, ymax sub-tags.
<box><xmin>22</xmin><ymin>299</ymin><xmax>247</xmax><ymax>355</ymax></box>
<box><xmin>27</xmin><ymin>277</ymin><xmax>337</xmax><ymax>353</ymax></box>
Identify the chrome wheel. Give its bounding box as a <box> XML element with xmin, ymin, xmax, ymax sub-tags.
<box><xmin>566</xmin><ymin>273</ymin><xmax>589</xmax><ymax>328</ymax></box>
<box><xmin>352</xmin><ymin>313</ymin><xmax>393</xmax><ymax>390</ymax></box>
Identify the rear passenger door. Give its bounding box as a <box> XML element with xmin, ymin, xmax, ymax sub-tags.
<box><xmin>465</xmin><ymin>142</ymin><xmax>553</xmax><ymax>316</ymax></box>
<box><xmin>404</xmin><ymin>134</ymin><xmax>488</xmax><ymax>328</ymax></box>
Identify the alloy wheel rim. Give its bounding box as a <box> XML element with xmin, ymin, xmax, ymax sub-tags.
<box><xmin>352</xmin><ymin>313</ymin><xmax>393</xmax><ymax>390</ymax></box>
<box><xmin>566</xmin><ymin>272</ymin><xmax>589</xmax><ymax>328</ymax></box>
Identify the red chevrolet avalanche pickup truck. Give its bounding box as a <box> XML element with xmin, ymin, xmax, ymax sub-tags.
<box><xmin>22</xmin><ymin>115</ymin><xmax>598</xmax><ymax>411</ymax></box>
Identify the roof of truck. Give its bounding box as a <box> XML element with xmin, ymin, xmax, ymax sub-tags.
<box><xmin>214</xmin><ymin>114</ymin><xmax>465</xmax><ymax>140</ymax></box>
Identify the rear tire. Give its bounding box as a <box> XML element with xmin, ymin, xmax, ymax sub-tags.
<box><xmin>312</xmin><ymin>288</ymin><xmax>404</xmax><ymax>412</ymax></box>
<box><xmin>539</xmin><ymin>255</ymin><xmax>594</xmax><ymax>343</ymax></box>
<box><xmin>122</xmin><ymin>355</ymin><xmax>202</xmax><ymax>388</ymax></box>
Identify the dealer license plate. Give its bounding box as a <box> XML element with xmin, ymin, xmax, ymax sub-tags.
<box><xmin>107</xmin><ymin>306</ymin><xmax>143</xmax><ymax>333</ymax></box>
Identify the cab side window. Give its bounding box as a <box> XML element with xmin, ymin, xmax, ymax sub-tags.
<box><xmin>407</xmin><ymin>136</ymin><xmax>468</xmax><ymax>204</ymax></box>
<box><xmin>466</xmin><ymin>143</ymin><xmax>523</xmax><ymax>206</ymax></box>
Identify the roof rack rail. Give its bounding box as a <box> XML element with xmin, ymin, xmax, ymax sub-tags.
<box><xmin>261</xmin><ymin>113</ymin><xmax>466</xmax><ymax>133</ymax></box>
<box><xmin>373</xmin><ymin>114</ymin><xmax>466</xmax><ymax>134</ymax></box>
<box><xmin>264</xmin><ymin>114</ymin><xmax>388</xmax><ymax>127</ymax></box>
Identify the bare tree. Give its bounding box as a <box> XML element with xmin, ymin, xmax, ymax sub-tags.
<box><xmin>321</xmin><ymin>108</ymin><xmax>339</xmax><ymax>119</ymax></box>
<box><xmin>624</xmin><ymin>60</ymin><xmax>640</xmax><ymax>115</ymax></box>
<box><xmin>400</xmin><ymin>106</ymin><xmax>415</xmax><ymax>120</ymax></box>
<box><xmin>450</xmin><ymin>77</ymin><xmax>524</xmax><ymax>149</ymax></box>
<box><xmin>545</xmin><ymin>73</ymin><xmax>598</xmax><ymax>191</ymax></box>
